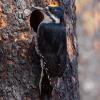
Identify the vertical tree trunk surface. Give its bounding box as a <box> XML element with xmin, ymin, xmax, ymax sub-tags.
<box><xmin>0</xmin><ymin>0</ymin><xmax>79</xmax><ymax>100</ymax></box>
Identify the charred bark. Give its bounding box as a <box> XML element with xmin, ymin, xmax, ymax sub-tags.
<box><xmin>0</xmin><ymin>0</ymin><xmax>79</xmax><ymax>100</ymax></box>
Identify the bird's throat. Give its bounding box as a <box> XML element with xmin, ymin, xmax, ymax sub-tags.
<box><xmin>49</xmin><ymin>13</ymin><xmax>60</xmax><ymax>23</ymax></box>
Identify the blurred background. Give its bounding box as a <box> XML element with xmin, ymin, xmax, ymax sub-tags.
<box><xmin>76</xmin><ymin>0</ymin><xmax>100</xmax><ymax>100</ymax></box>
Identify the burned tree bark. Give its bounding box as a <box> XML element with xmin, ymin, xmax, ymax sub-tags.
<box><xmin>0</xmin><ymin>0</ymin><xmax>79</xmax><ymax>100</ymax></box>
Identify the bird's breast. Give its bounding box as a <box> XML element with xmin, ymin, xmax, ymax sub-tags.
<box><xmin>37</xmin><ymin>22</ymin><xmax>66</xmax><ymax>56</ymax></box>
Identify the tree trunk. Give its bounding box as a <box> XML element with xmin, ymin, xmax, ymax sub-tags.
<box><xmin>0</xmin><ymin>0</ymin><xmax>79</xmax><ymax>100</ymax></box>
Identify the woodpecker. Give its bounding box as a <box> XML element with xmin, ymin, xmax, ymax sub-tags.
<box><xmin>46</xmin><ymin>6</ymin><xmax>64</xmax><ymax>23</ymax></box>
<box><xmin>36</xmin><ymin>5</ymin><xmax>67</xmax><ymax>77</ymax></box>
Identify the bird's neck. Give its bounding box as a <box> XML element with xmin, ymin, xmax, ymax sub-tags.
<box><xmin>47</xmin><ymin>11</ymin><xmax>64</xmax><ymax>24</ymax></box>
<box><xmin>50</xmin><ymin>13</ymin><xmax>65</xmax><ymax>24</ymax></box>
<box><xmin>50</xmin><ymin>14</ymin><xmax>60</xmax><ymax>23</ymax></box>
<box><xmin>60</xmin><ymin>18</ymin><xmax>64</xmax><ymax>24</ymax></box>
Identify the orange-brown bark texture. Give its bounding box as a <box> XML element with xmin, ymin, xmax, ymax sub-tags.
<box><xmin>0</xmin><ymin>0</ymin><xmax>79</xmax><ymax>100</ymax></box>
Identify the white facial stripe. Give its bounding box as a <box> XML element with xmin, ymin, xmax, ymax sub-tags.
<box><xmin>50</xmin><ymin>13</ymin><xmax>60</xmax><ymax>23</ymax></box>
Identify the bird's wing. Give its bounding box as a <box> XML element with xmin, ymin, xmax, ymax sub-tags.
<box><xmin>37</xmin><ymin>23</ymin><xmax>67</xmax><ymax>77</ymax></box>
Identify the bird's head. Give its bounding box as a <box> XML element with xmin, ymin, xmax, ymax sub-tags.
<box><xmin>45</xmin><ymin>0</ymin><xmax>64</xmax><ymax>22</ymax></box>
<box><xmin>48</xmin><ymin>6</ymin><xmax>64</xmax><ymax>19</ymax></box>
<box><xmin>47</xmin><ymin>0</ymin><xmax>64</xmax><ymax>19</ymax></box>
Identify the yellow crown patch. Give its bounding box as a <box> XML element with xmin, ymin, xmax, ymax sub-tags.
<box><xmin>48</xmin><ymin>0</ymin><xmax>60</xmax><ymax>7</ymax></box>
